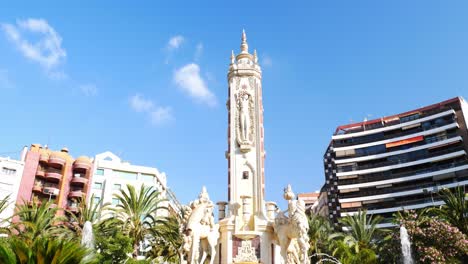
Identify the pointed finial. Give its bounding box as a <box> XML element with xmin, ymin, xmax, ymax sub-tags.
<box><xmin>240</xmin><ymin>29</ymin><xmax>249</xmax><ymax>54</ymax></box>
<box><xmin>231</xmin><ymin>50</ymin><xmax>235</xmax><ymax>64</ymax></box>
<box><xmin>253</xmin><ymin>49</ymin><xmax>258</xmax><ymax>64</ymax></box>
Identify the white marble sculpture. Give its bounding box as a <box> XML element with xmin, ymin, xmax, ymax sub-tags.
<box><xmin>274</xmin><ymin>185</ymin><xmax>310</xmax><ymax>264</ymax></box>
<box><xmin>179</xmin><ymin>187</ymin><xmax>220</xmax><ymax>264</ymax></box>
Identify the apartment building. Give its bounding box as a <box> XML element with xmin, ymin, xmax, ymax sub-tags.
<box><xmin>17</xmin><ymin>144</ymin><xmax>94</xmax><ymax>215</ymax></box>
<box><xmin>88</xmin><ymin>151</ymin><xmax>175</xmax><ymax>217</ymax></box>
<box><xmin>0</xmin><ymin>156</ymin><xmax>25</xmax><ymax>224</ymax></box>
<box><xmin>323</xmin><ymin>97</ymin><xmax>468</xmax><ymax>227</ymax></box>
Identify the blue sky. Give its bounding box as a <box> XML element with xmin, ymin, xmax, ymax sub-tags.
<box><xmin>1</xmin><ymin>1</ymin><xmax>468</xmax><ymax>206</ymax></box>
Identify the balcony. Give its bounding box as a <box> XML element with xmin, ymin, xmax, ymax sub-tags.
<box><xmin>35</xmin><ymin>168</ymin><xmax>46</xmax><ymax>178</ymax></box>
<box><xmin>73</xmin><ymin>156</ymin><xmax>92</xmax><ymax>172</ymax></box>
<box><xmin>333</xmin><ymin>107</ymin><xmax>455</xmax><ymax>138</ymax></box>
<box><xmin>48</xmin><ymin>154</ymin><xmax>66</xmax><ymax>168</ymax></box>
<box><xmin>45</xmin><ymin>171</ymin><xmax>62</xmax><ymax>182</ymax></box>
<box><xmin>339</xmin><ymin>179</ymin><xmax>468</xmax><ymax>203</ymax></box>
<box><xmin>43</xmin><ymin>187</ymin><xmax>60</xmax><ymax>197</ymax></box>
<box><xmin>39</xmin><ymin>153</ymin><xmax>49</xmax><ymax>164</ymax></box>
<box><xmin>70</xmin><ymin>175</ymin><xmax>88</xmax><ymax>186</ymax></box>
<box><xmin>32</xmin><ymin>185</ymin><xmax>43</xmax><ymax>193</ymax></box>
<box><xmin>333</xmin><ymin>117</ymin><xmax>457</xmax><ymax>149</ymax></box>
<box><xmin>337</xmin><ymin>145</ymin><xmax>465</xmax><ymax>174</ymax></box>
<box><xmin>68</xmin><ymin>190</ymin><xmax>84</xmax><ymax>199</ymax></box>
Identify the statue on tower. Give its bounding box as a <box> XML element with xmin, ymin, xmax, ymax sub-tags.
<box><xmin>236</xmin><ymin>88</ymin><xmax>254</xmax><ymax>152</ymax></box>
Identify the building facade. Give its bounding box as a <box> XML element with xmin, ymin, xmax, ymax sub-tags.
<box><xmin>0</xmin><ymin>157</ymin><xmax>25</xmax><ymax>224</ymax></box>
<box><xmin>17</xmin><ymin>144</ymin><xmax>93</xmax><ymax>215</ymax></box>
<box><xmin>297</xmin><ymin>192</ymin><xmax>320</xmax><ymax>212</ymax></box>
<box><xmin>323</xmin><ymin>97</ymin><xmax>468</xmax><ymax>228</ymax></box>
<box><xmin>88</xmin><ymin>151</ymin><xmax>170</xmax><ymax>217</ymax></box>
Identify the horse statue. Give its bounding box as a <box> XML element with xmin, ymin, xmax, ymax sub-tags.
<box><xmin>179</xmin><ymin>187</ymin><xmax>219</xmax><ymax>264</ymax></box>
<box><xmin>274</xmin><ymin>185</ymin><xmax>310</xmax><ymax>264</ymax></box>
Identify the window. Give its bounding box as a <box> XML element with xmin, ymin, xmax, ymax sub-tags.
<box><xmin>400</xmin><ymin>113</ymin><xmax>420</xmax><ymax>123</ymax></box>
<box><xmin>93</xmin><ymin>196</ymin><xmax>101</xmax><ymax>204</ymax></box>
<box><xmin>95</xmin><ymin>169</ymin><xmax>104</xmax><ymax>176</ymax></box>
<box><xmin>115</xmin><ymin>170</ymin><xmax>137</xmax><ymax>180</ymax></box>
<box><xmin>141</xmin><ymin>174</ymin><xmax>154</xmax><ymax>182</ymax></box>
<box><xmin>242</xmin><ymin>171</ymin><xmax>249</xmax><ymax>179</ymax></box>
<box><xmin>113</xmin><ymin>184</ymin><xmax>121</xmax><ymax>190</ymax></box>
<box><xmin>1</xmin><ymin>167</ymin><xmax>16</xmax><ymax>175</ymax></box>
<box><xmin>93</xmin><ymin>182</ymin><xmax>103</xmax><ymax>190</ymax></box>
<box><xmin>112</xmin><ymin>198</ymin><xmax>120</xmax><ymax>206</ymax></box>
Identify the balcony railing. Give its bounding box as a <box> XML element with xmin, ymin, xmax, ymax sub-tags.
<box><xmin>339</xmin><ymin>159</ymin><xmax>468</xmax><ymax>186</ymax></box>
<box><xmin>333</xmin><ymin>117</ymin><xmax>456</xmax><ymax>148</ymax></box>
<box><xmin>334</xmin><ymin>106</ymin><xmax>455</xmax><ymax>136</ymax></box>
<box><xmin>337</xmin><ymin>145</ymin><xmax>465</xmax><ymax>173</ymax></box>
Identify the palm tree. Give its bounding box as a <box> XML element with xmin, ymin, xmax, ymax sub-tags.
<box><xmin>329</xmin><ymin>210</ymin><xmax>387</xmax><ymax>263</ymax></box>
<box><xmin>0</xmin><ymin>236</ymin><xmax>96</xmax><ymax>264</ymax></box>
<box><xmin>0</xmin><ymin>194</ymin><xmax>11</xmax><ymax>234</ymax></box>
<box><xmin>330</xmin><ymin>239</ymin><xmax>377</xmax><ymax>264</ymax></box>
<box><xmin>112</xmin><ymin>184</ymin><xmax>166</xmax><ymax>257</ymax></box>
<box><xmin>13</xmin><ymin>199</ymin><xmax>72</xmax><ymax>243</ymax></box>
<box><xmin>435</xmin><ymin>186</ymin><xmax>468</xmax><ymax>234</ymax></box>
<box><xmin>147</xmin><ymin>216</ymin><xmax>182</xmax><ymax>262</ymax></box>
<box><xmin>333</xmin><ymin>210</ymin><xmax>386</xmax><ymax>251</ymax></box>
<box><xmin>67</xmin><ymin>194</ymin><xmax>109</xmax><ymax>238</ymax></box>
<box><xmin>308</xmin><ymin>214</ymin><xmax>334</xmax><ymax>256</ymax></box>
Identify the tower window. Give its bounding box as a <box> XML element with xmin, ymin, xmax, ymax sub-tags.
<box><xmin>242</xmin><ymin>171</ymin><xmax>249</xmax><ymax>180</ymax></box>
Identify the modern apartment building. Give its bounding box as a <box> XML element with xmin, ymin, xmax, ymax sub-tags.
<box><xmin>17</xmin><ymin>144</ymin><xmax>94</xmax><ymax>215</ymax></box>
<box><xmin>0</xmin><ymin>157</ymin><xmax>25</xmax><ymax>224</ymax></box>
<box><xmin>89</xmin><ymin>151</ymin><xmax>176</xmax><ymax>217</ymax></box>
<box><xmin>298</xmin><ymin>192</ymin><xmax>320</xmax><ymax>212</ymax></box>
<box><xmin>323</xmin><ymin>97</ymin><xmax>468</xmax><ymax>228</ymax></box>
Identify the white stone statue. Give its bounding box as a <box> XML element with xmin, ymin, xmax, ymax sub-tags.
<box><xmin>179</xmin><ymin>187</ymin><xmax>219</xmax><ymax>264</ymax></box>
<box><xmin>274</xmin><ymin>185</ymin><xmax>310</xmax><ymax>264</ymax></box>
<box><xmin>239</xmin><ymin>92</ymin><xmax>250</xmax><ymax>142</ymax></box>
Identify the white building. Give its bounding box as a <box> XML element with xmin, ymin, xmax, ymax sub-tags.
<box><xmin>88</xmin><ymin>151</ymin><xmax>170</xmax><ymax>217</ymax></box>
<box><xmin>0</xmin><ymin>157</ymin><xmax>25</xmax><ymax>225</ymax></box>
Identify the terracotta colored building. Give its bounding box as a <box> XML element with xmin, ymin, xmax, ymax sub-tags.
<box><xmin>16</xmin><ymin>144</ymin><xmax>93</xmax><ymax>215</ymax></box>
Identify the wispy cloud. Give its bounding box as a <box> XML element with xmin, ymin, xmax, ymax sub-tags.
<box><xmin>174</xmin><ymin>63</ymin><xmax>216</xmax><ymax>107</ymax></box>
<box><xmin>194</xmin><ymin>43</ymin><xmax>203</xmax><ymax>61</ymax></box>
<box><xmin>150</xmin><ymin>106</ymin><xmax>173</xmax><ymax>124</ymax></box>
<box><xmin>129</xmin><ymin>94</ymin><xmax>173</xmax><ymax>125</ymax></box>
<box><xmin>167</xmin><ymin>35</ymin><xmax>184</xmax><ymax>50</ymax></box>
<box><xmin>130</xmin><ymin>94</ymin><xmax>154</xmax><ymax>112</ymax></box>
<box><xmin>1</xmin><ymin>18</ymin><xmax>67</xmax><ymax>78</ymax></box>
<box><xmin>79</xmin><ymin>84</ymin><xmax>97</xmax><ymax>97</ymax></box>
<box><xmin>262</xmin><ymin>54</ymin><xmax>273</xmax><ymax>67</ymax></box>
<box><xmin>0</xmin><ymin>69</ymin><xmax>14</xmax><ymax>89</ymax></box>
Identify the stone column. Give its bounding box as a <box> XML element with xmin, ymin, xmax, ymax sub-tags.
<box><xmin>217</xmin><ymin>201</ymin><xmax>228</xmax><ymax>220</ymax></box>
<box><xmin>265</xmin><ymin>201</ymin><xmax>277</xmax><ymax>220</ymax></box>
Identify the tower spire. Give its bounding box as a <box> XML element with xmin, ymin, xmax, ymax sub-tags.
<box><xmin>240</xmin><ymin>29</ymin><xmax>249</xmax><ymax>54</ymax></box>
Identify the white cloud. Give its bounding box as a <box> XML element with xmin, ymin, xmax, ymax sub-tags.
<box><xmin>262</xmin><ymin>54</ymin><xmax>273</xmax><ymax>67</ymax></box>
<box><xmin>174</xmin><ymin>63</ymin><xmax>216</xmax><ymax>106</ymax></box>
<box><xmin>194</xmin><ymin>43</ymin><xmax>203</xmax><ymax>61</ymax></box>
<box><xmin>1</xmin><ymin>18</ymin><xmax>66</xmax><ymax>77</ymax></box>
<box><xmin>150</xmin><ymin>106</ymin><xmax>173</xmax><ymax>124</ymax></box>
<box><xmin>129</xmin><ymin>94</ymin><xmax>173</xmax><ymax>125</ymax></box>
<box><xmin>167</xmin><ymin>35</ymin><xmax>184</xmax><ymax>50</ymax></box>
<box><xmin>129</xmin><ymin>94</ymin><xmax>154</xmax><ymax>112</ymax></box>
<box><xmin>0</xmin><ymin>69</ymin><xmax>14</xmax><ymax>89</ymax></box>
<box><xmin>79</xmin><ymin>84</ymin><xmax>97</xmax><ymax>97</ymax></box>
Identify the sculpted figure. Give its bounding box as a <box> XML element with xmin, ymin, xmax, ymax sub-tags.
<box><xmin>274</xmin><ymin>185</ymin><xmax>310</xmax><ymax>264</ymax></box>
<box><xmin>238</xmin><ymin>93</ymin><xmax>250</xmax><ymax>142</ymax></box>
<box><xmin>179</xmin><ymin>187</ymin><xmax>219</xmax><ymax>264</ymax></box>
